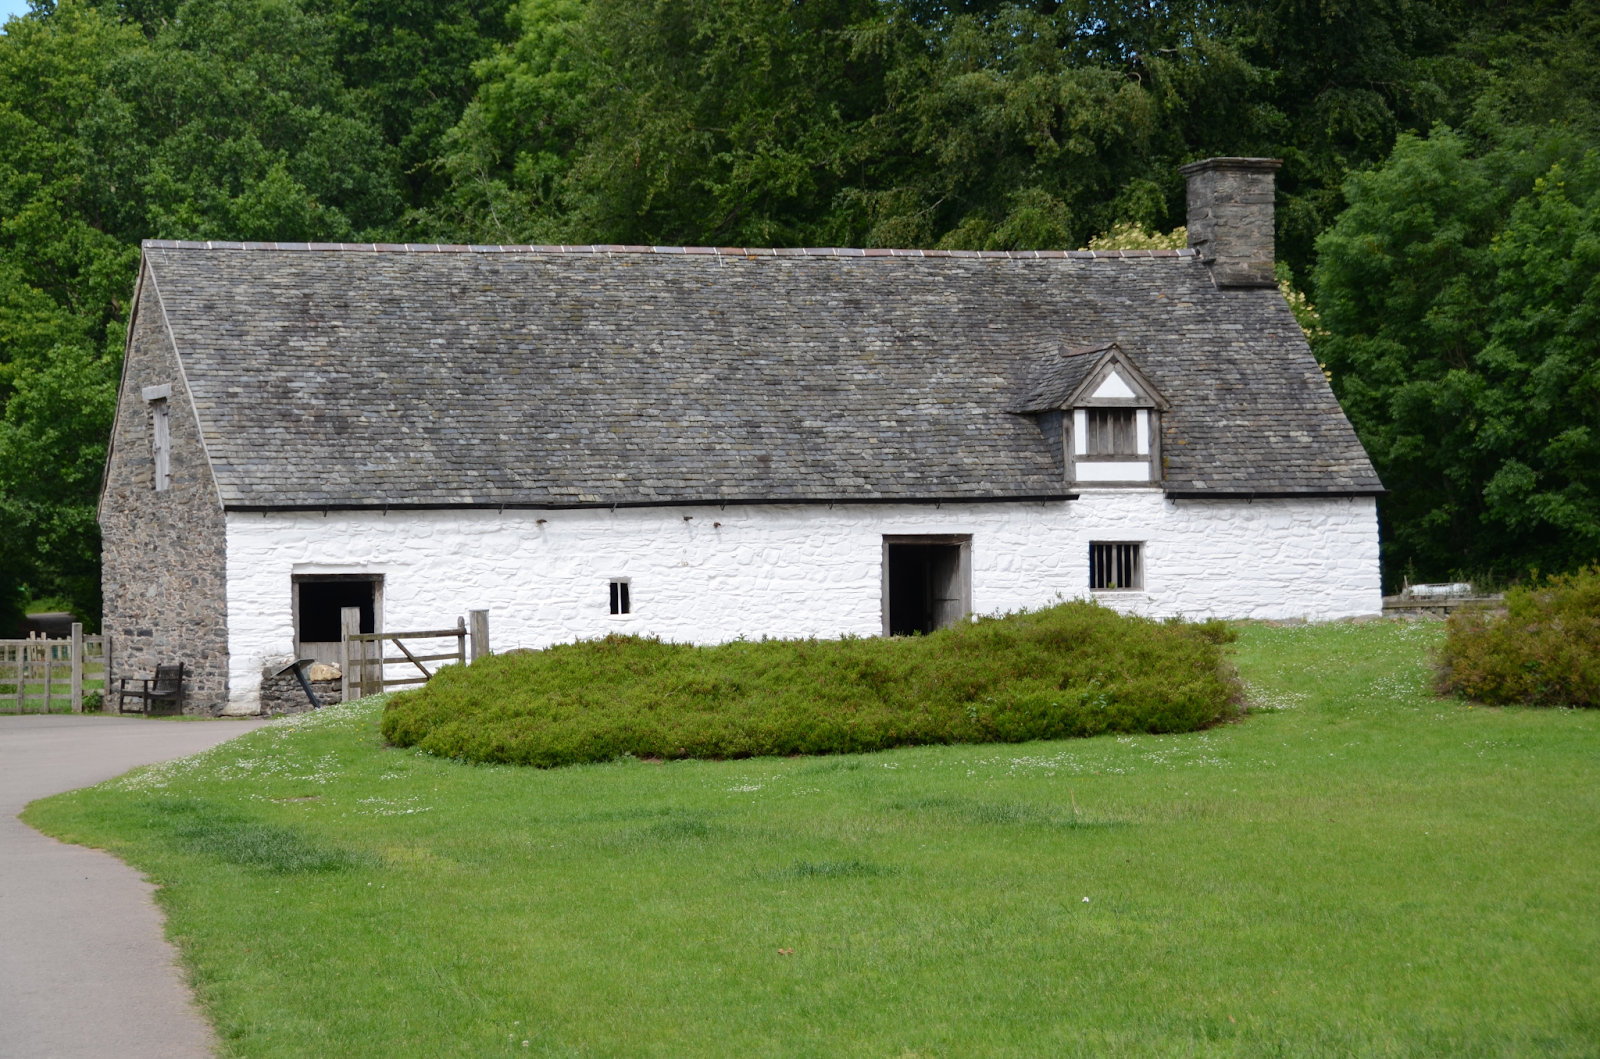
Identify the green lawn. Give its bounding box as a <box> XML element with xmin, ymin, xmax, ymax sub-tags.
<box><xmin>23</xmin><ymin>621</ymin><xmax>1600</xmax><ymax>1058</ymax></box>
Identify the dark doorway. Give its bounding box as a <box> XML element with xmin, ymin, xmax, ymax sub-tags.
<box><xmin>294</xmin><ymin>575</ymin><xmax>380</xmax><ymax>665</ymax></box>
<box><xmin>885</xmin><ymin>539</ymin><xmax>970</xmax><ymax>636</ymax></box>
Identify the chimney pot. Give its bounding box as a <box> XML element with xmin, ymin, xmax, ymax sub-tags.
<box><xmin>1180</xmin><ymin>157</ymin><xmax>1281</xmax><ymax>288</ymax></box>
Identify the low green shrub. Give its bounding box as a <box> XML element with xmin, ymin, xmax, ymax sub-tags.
<box><xmin>1438</xmin><ymin>566</ymin><xmax>1600</xmax><ymax>706</ymax></box>
<box><xmin>381</xmin><ymin>602</ymin><xmax>1240</xmax><ymax>766</ymax></box>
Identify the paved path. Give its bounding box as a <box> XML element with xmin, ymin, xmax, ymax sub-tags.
<box><xmin>0</xmin><ymin>715</ymin><xmax>270</xmax><ymax>1059</ymax></box>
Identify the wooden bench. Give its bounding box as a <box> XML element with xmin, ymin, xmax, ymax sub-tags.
<box><xmin>118</xmin><ymin>663</ymin><xmax>186</xmax><ymax>714</ymax></box>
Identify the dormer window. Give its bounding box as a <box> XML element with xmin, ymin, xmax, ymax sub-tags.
<box><xmin>1060</xmin><ymin>344</ymin><xmax>1167</xmax><ymax>485</ymax></box>
<box><xmin>1011</xmin><ymin>340</ymin><xmax>1171</xmax><ymax>487</ymax></box>
<box><xmin>1085</xmin><ymin>408</ymin><xmax>1137</xmax><ymax>456</ymax></box>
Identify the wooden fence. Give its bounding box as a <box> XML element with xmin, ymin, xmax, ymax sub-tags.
<box><xmin>342</xmin><ymin>611</ymin><xmax>487</xmax><ymax>700</ymax></box>
<box><xmin>1381</xmin><ymin>594</ymin><xmax>1506</xmax><ymax>618</ymax></box>
<box><xmin>0</xmin><ymin>625</ymin><xmax>107</xmax><ymax>713</ymax></box>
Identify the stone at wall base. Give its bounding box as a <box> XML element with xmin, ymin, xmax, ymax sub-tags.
<box><xmin>257</xmin><ymin>674</ymin><xmax>344</xmax><ymax>717</ymax></box>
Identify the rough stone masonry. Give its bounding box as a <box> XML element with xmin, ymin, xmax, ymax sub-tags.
<box><xmin>99</xmin><ymin>264</ymin><xmax>231</xmax><ymax>714</ymax></box>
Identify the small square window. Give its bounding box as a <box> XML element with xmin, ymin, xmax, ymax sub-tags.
<box><xmin>1090</xmin><ymin>542</ymin><xmax>1143</xmax><ymax>591</ymax></box>
<box><xmin>1086</xmin><ymin>409</ymin><xmax>1138</xmax><ymax>456</ymax></box>
<box><xmin>609</xmin><ymin>580</ymin><xmax>631</xmax><ymax>615</ymax></box>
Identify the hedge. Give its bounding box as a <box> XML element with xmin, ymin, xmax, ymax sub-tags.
<box><xmin>1438</xmin><ymin>567</ymin><xmax>1600</xmax><ymax>707</ymax></box>
<box><xmin>380</xmin><ymin>601</ymin><xmax>1241</xmax><ymax>767</ymax></box>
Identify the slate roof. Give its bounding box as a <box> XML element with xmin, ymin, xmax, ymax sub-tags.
<box><xmin>1014</xmin><ymin>342</ymin><xmax>1118</xmax><ymax>413</ymax></box>
<box><xmin>135</xmin><ymin>241</ymin><xmax>1382</xmax><ymax>508</ymax></box>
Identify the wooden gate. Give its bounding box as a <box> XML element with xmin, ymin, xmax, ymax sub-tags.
<box><xmin>343</xmin><ymin>617</ymin><xmax>469</xmax><ymax>700</ymax></box>
<box><xmin>0</xmin><ymin>625</ymin><xmax>107</xmax><ymax>713</ymax></box>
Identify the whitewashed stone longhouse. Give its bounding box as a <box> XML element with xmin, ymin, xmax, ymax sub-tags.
<box><xmin>100</xmin><ymin>158</ymin><xmax>1383</xmax><ymax>715</ymax></box>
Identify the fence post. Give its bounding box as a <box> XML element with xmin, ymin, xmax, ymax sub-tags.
<box><xmin>70</xmin><ymin>623</ymin><xmax>84</xmax><ymax>713</ymax></box>
<box><xmin>468</xmin><ymin>609</ymin><xmax>489</xmax><ymax>663</ymax></box>
<box><xmin>340</xmin><ymin>608</ymin><xmax>361</xmax><ymax>702</ymax></box>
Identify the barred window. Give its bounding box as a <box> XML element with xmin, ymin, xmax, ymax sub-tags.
<box><xmin>1085</xmin><ymin>408</ymin><xmax>1137</xmax><ymax>456</ymax></box>
<box><xmin>609</xmin><ymin>580</ymin><xmax>631</xmax><ymax>615</ymax></box>
<box><xmin>1090</xmin><ymin>543</ymin><xmax>1143</xmax><ymax>590</ymax></box>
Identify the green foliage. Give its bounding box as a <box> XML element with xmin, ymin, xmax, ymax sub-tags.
<box><xmin>420</xmin><ymin>0</ymin><xmax>1464</xmax><ymax>258</ymax></box>
<box><xmin>306</xmin><ymin>0</ymin><xmax>518</xmax><ymax>209</ymax></box>
<box><xmin>22</xmin><ymin>623</ymin><xmax>1600</xmax><ymax>1056</ymax></box>
<box><xmin>0</xmin><ymin>0</ymin><xmax>408</xmax><ymax>629</ymax></box>
<box><xmin>2</xmin><ymin>0</ymin><xmax>1598</xmax><ymax>621</ymax></box>
<box><xmin>381</xmin><ymin>602</ymin><xmax>1241</xmax><ymax>767</ymax></box>
<box><xmin>1438</xmin><ymin>566</ymin><xmax>1600</xmax><ymax>706</ymax></box>
<box><xmin>1314</xmin><ymin>127</ymin><xmax>1600</xmax><ymax>585</ymax></box>
<box><xmin>1084</xmin><ymin>221</ymin><xmax>1188</xmax><ymax>251</ymax></box>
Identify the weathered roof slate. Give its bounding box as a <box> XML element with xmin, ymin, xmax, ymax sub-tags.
<box><xmin>1014</xmin><ymin>342</ymin><xmax>1115</xmax><ymax>413</ymax></box>
<box><xmin>138</xmin><ymin>242</ymin><xmax>1381</xmax><ymax>508</ymax></box>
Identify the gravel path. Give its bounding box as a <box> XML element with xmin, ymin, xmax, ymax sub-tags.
<box><xmin>0</xmin><ymin>714</ymin><xmax>270</xmax><ymax>1059</ymax></box>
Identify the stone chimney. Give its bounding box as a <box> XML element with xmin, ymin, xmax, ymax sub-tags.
<box><xmin>1180</xmin><ymin>157</ymin><xmax>1281</xmax><ymax>288</ymax></box>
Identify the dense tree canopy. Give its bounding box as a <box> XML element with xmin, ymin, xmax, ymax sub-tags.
<box><xmin>1</xmin><ymin>0</ymin><xmax>1596</xmax><ymax>629</ymax></box>
<box><xmin>1316</xmin><ymin>129</ymin><xmax>1600</xmax><ymax>583</ymax></box>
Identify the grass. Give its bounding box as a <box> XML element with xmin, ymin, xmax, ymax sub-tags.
<box><xmin>22</xmin><ymin>620</ymin><xmax>1600</xmax><ymax>1058</ymax></box>
<box><xmin>382</xmin><ymin>602</ymin><xmax>1240</xmax><ymax>766</ymax></box>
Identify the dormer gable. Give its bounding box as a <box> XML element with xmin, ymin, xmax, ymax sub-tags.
<box><xmin>1012</xmin><ymin>341</ymin><xmax>1171</xmax><ymax>487</ymax></box>
<box><xmin>1091</xmin><ymin>372</ymin><xmax>1137</xmax><ymax>400</ymax></box>
<box><xmin>1061</xmin><ymin>344</ymin><xmax>1171</xmax><ymax>412</ymax></box>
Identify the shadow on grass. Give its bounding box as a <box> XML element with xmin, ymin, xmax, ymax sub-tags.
<box><xmin>773</xmin><ymin>859</ymin><xmax>901</xmax><ymax>880</ymax></box>
<box><xmin>144</xmin><ymin>798</ymin><xmax>372</xmax><ymax>874</ymax></box>
<box><xmin>890</xmin><ymin>794</ymin><xmax>1125</xmax><ymax>829</ymax></box>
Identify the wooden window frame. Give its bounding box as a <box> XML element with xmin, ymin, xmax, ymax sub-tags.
<box><xmin>880</xmin><ymin>534</ymin><xmax>972</xmax><ymax>637</ymax></box>
<box><xmin>1057</xmin><ymin>350</ymin><xmax>1168</xmax><ymax>487</ymax></box>
<box><xmin>1068</xmin><ymin>407</ymin><xmax>1161</xmax><ymax>485</ymax></box>
<box><xmin>142</xmin><ymin>383</ymin><xmax>172</xmax><ymax>492</ymax></box>
<box><xmin>1089</xmin><ymin>542</ymin><xmax>1144</xmax><ymax>592</ymax></box>
<box><xmin>291</xmin><ymin>573</ymin><xmax>385</xmax><ymax>664</ymax></box>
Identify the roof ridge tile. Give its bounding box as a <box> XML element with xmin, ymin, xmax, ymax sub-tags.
<box><xmin>139</xmin><ymin>238</ymin><xmax>1200</xmax><ymax>260</ymax></box>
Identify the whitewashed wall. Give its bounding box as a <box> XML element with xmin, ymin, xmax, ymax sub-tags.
<box><xmin>221</xmin><ymin>492</ymin><xmax>1380</xmax><ymax>713</ymax></box>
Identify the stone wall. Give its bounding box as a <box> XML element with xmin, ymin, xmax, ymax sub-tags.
<box><xmin>99</xmin><ymin>262</ymin><xmax>231</xmax><ymax>714</ymax></box>
<box><xmin>1181</xmin><ymin>157</ymin><xmax>1282</xmax><ymax>289</ymax></box>
<box><xmin>220</xmin><ymin>494</ymin><xmax>1381</xmax><ymax>714</ymax></box>
<box><xmin>258</xmin><ymin>674</ymin><xmax>343</xmax><ymax>716</ymax></box>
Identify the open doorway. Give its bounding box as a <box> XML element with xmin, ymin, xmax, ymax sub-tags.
<box><xmin>293</xmin><ymin>575</ymin><xmax>382</xmax><ymax>666</ymax></box>
<box><xmin>883</xmin><ymin>535</ymin><xmax>971</xmax><ymax>636</ymax></box>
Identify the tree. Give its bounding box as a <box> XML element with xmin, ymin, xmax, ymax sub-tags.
<box><xmin>0</xmin><ymin>0</ymin><xmax>405</xmax><ymax>629</ymax></box>
<box><xmin>1314</xmin><ymin>127</ymin><xmax>1600</xmax><ymax>585</ymax></box>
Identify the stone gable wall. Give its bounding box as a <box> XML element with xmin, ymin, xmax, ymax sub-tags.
<box><xmin>99</xmin><ymin>263</ymin><xmax>230</xmax><ymax>714</ymax></box>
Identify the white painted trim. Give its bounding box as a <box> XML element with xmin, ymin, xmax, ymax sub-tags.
<box><xmin>1136</xmin><ymin>409</ymin><xmax>1150</xmax><ymax>454</ymax></box>
<box><xmin>1091</xmin><ymin>372</ymin><xmax>1137</xmax><ymax>399</ymax></box>
<box><xmin>1073</xmin><ymin>409</ymin><xmax>1087</xmax><ymax>455</ymax></box>
<box><xmin>1075</xmin><ymin>461</ymin><xmax>1151</xmax><ymax>482</ymax></box>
